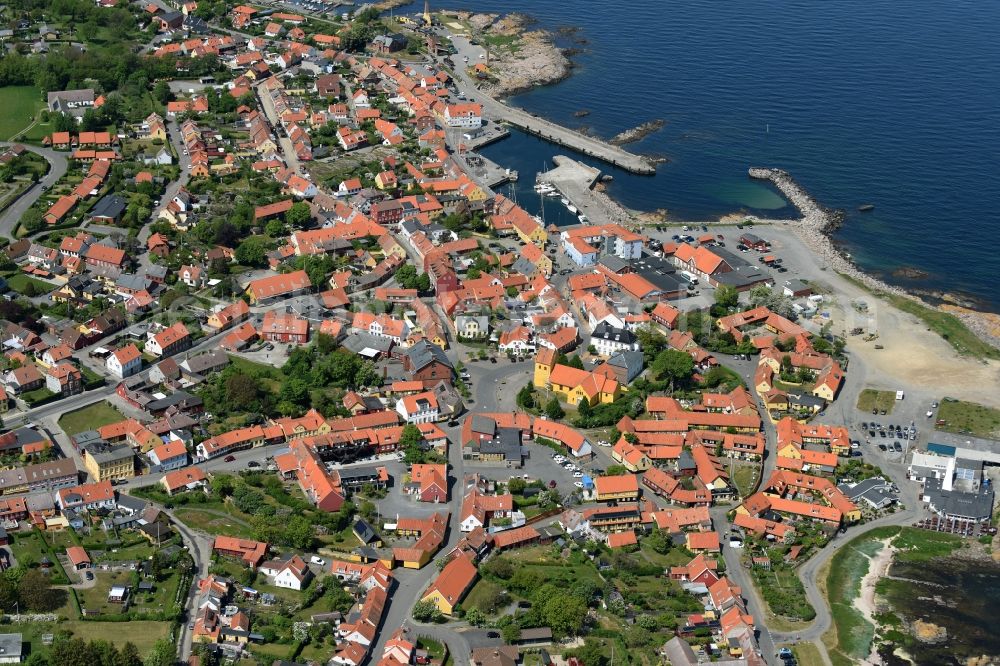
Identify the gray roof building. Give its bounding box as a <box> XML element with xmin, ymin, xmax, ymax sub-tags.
<box><xmin>0</xmin><ymin>633</ymin><xmax>23</xmax><ymax>662</ymax></box>
<box><xmin>88</xmin><ymin>195</ymin><xmax>128</xmax><ymax>223</ymax></box>
<box><xmin>606</xmin><ymin>350</ymin><xmax>645</xmax><ymax>383</ymax></box>
<box><xmin>923</xmin><ymin>476</ymin><xmax>994</xmax><ymax>522</ymax></box>
<box><xmin>404</xmin><ymin>339</ymin><xmax>453</xmax><ymax>372</ymax></box>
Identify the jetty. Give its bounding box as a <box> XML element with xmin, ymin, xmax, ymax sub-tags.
<box><xmin>539</xmin><ymin>156</ymin><xmax>633</xmax><ymax>227</ymax></box>
<box><xmin>464</xmin><ymin>90</ymin><xmax>656</xmax><ymax>175</ymax></box>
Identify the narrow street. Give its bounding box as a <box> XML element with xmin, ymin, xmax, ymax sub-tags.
<box><xmin>0</xmin><ymin>142</ymin><xmax>69</xmax><ymax>238</ymax></box>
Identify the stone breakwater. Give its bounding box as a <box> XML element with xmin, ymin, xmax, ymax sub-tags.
<box><xmin>610</xmin><ymin>119</ymin><xmax>666</xmax><ymax>146</ymax></box>
<box><xmin>748</xmin><ymin>167</ymin><xmax>920</xmax><ymax>299</ymax></box>
<box><xmin>748</xmin><ymin>167</ymin><xmax>1000</xmax><ymax>351</ymax></box>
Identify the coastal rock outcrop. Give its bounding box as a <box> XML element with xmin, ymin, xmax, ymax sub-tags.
<box><xmin>610</xmin><ymin>119</ymin><xmax>666</xmax><ymax>146</ymax></box>
<box><xmin>459</xmin><ymin>12</ymin><xmax>572</xmax><ymax>97</ymax></box>
<box><xmin>912</xmin><ymin>619</ymin><xmax>948</xmax><ymax>644</ymax></box>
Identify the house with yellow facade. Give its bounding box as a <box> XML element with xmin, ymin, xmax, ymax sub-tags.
<box><xmin>533</xmin><ymin>348</ymin><xmax>620</xmax><ymax>406</ymax></box>
<box><xmin>512</xmin><ymin>212</ymin><xmax>548</xmax><ymax>246</ymax></box>
<box><xmin>420</xmin><ymin>554</ymin><xmax>477</xmax><ymax>615</ymax></box>
<box><xmin>83</xmin><ymin>445</ymin><xmax>135</xmax><ymax>482</ymax></box>
<box><xmin>593</xmin><ymin>474</ymin><xmax>641</xmax><ymax>502</ymax></box>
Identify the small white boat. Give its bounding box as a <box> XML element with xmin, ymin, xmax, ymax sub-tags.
<box><xmin>578</xmin><ymin>214</ymin><xmax>589</xmax><ymax>223</ymax></box>
<box><xmin>567</xmin><ymin>205</ymin><xmax>578</xmax><ymax>214</ymax></box>
<box><xmin>546</xmin><ymin>191</ymin><xmax>560</xmax><ymax>198</ymax></box>
<box><xmin>560</xmin><ymin>197</ymin><xmax>570</xmax><ymax>206</ymax></box>
<box><xmin>534</xmin><ymin>182</ymin><xmax>552</xmax><ymax>192</ymax></box>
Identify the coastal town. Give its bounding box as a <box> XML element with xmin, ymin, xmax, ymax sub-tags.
<box><xmin>0</xmin><ymin>2</ymin><xmax>998</xmax><ymax>666</ymax></box>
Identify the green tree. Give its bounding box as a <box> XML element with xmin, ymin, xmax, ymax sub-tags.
<box><xmin>651</xmin><ymin>348</ymin><xmax>695</xmax><ymax>385</ymax></box>
<box><xmin>286</xmin><ymin>201</ymin><xmax>312</xmax><ymax>227</ymax></box>
<box><xmin>516</xmin><ymin>384</ymin><xmax>535</xmax><ymax>410</ymax></box>
<box><xmin>152</xmin><ymin>80</ymin><xmax>171</xmax><ymax>104</ymax></box>
<box><xmin>17</xmin><ymin>569</ymin><xmax>65</xmax><ymax>611</ymax></box>
<box><xmin>715</xmin><ymin>284</ymin><xmax>739</xmax><ymax>309</ymax></box>
<box><xmin>544</xmin><ymin>396</ymin><xmax>565</xmax><ymax>419</ymax></box>
<box><xmin>604</xmin><ymin>465</ymin><xmax>628</xmax><ymax>476</ymax></box>
<box><xmin>325</xmin><ymin>581</ymin><xmax>355</xmax><ymax>613</ymax></box>
<box><xmin>542</xmin><ymin>592</ymin><xmax>587</xmax><ymax>635</ymax></box>
<box><xmin>507</xmin><ymin>478</ymin><xmax>526</xmax><ymax>494</ymax></box>
<box><xmin>235</xmin><ymin>236</ymin><xmax>269</xmax><ymax>267</ymax></box>
<box><xmin>566</xmin><ymin>355</ymin><xmax>585</xmax><ymax>370</ymax></box>
<box><xmin>465</xmin><ymin>607</ymin><xmax>486</xmax><ymax>626</ymax></box>
<box><xmin>411</xmin><ymin>599</ymin><xmax>442</xmax><ymax>623</ymax></box>
<box><xmin>264</xmin><ymin>219</ymin><xmax>284</xmax><ymax>237</ymax></box>
<box><xmin>143</xmin><ymin>638</ymin><xmax>176</xmax><ymax>666</ymax></box>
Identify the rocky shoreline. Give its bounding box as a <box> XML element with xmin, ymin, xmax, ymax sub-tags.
<box><xmin>746</xmin><ymin>168</ymin><xmax>1000</xmax><ymax>353</ymax></box>
<box><xmin>457</xmin><ymin>12</ymin><xmax>572</xmax><ymax>98</ymax></box>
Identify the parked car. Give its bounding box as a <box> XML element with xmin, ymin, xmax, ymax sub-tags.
<box><xmin>878</xmin><ymin>444</ymin><xmax>887</xmax><ymax>451</ymax></box>
<box><xmin>247</xmin><ymin>461</ymin><xmax>260</xmax><ymax>468</ymax></box>
<box><xmin>224</xmin><ymin>455</ymin><xmax>236</xmax><ymax>462</ymax></box>
<box><xmin>310</xmin><ymin>556</ymin><xmax>326</xmax><ymax>566</ymax></box>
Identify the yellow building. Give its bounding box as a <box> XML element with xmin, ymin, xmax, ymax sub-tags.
<box><xmin>83</xmin><ymin>446</ymin><xmax>135</xmax><ymax>482</ymax></box>
<box><xmin>533</xmin><ymin>348</ymin><xmax>619</xmax><ymax>406</ymax></box>
<box><xmin>533</xmin><ymin>348</ymin><xmax>557</xmax><ymax>387</ymax></box>
<box><xmin>513</xmin><ymin>216</ymin><xmax>548</xmax><ymax>246</ymax></box>
<box><xmin>593</xmin><ymin>474</ymin><xmax>641</xmax><ymax>502</ymax></box>
<box><xmin>420</xmin><ymin>554</ymin><xmax>477</xmax><ymax>615</ymax></box>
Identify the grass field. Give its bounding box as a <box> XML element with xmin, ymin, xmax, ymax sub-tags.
<box><xmin>62</xmin><ymin>620</ymin><xmax>171</xmax><ymax>653</ymax></box>
<box><xmin>790</xmin><ymin>641</ymin><xmax>826</xmax><ymax>666</ymax></box>
<box><xmin>856</xmin><ymin>389</ymin><xmax>897</xmax><ymax>415</ymax></box>
<box><xmin>935</xmin><ymin>398</ymin><xmax>1000</xmax><ymax>439</ymax></box>
<box><xmin>174</xmin><ymin>506</ymin><xmax>256</xmax><ymax>539</ymax></box>
<box><xmin>0</xmin><ymin>86</ymin><xmax>45</xmax><ymax>141</ymax></box>
<box><xmin>58</xmin><ymin>401</ymin><xmax>124</xmax><ymax>436</ymax></box>
<box><xmin>464</xmin><ymin>578</ymin><xmax>506</xmax><ymax>615</ymax></box>
<box><xmin>6</xmin><ymin>273</ymin><xmax>56</xmax><ymax>295</ymax></box>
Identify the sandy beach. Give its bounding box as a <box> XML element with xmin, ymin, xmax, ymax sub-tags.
<box><xmin>854</xmin><ymin>538</ymin><xmax>896</xmax><ymax>665</ymax></box>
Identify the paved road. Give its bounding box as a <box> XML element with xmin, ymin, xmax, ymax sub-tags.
<box><xmin>255</xmin><ymin>81</ymin><xmax>302</xmax><ymax>176</ymax></box>
<box><xmin>139</xmin><ymin>118</ymin><xmax>190</xmax><ymax>244</ymax></box>
<box><xmin>368</xmin><ymin>403</ymin><xmax>471</xmax><ymax>664</ymax></box>
<box><xmin>0</xmin><ymin>142</ymin><xmax>69</xmax><ymax>239</ymax></box>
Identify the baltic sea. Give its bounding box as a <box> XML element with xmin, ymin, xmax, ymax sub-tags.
<box><xmin>395</xmin><ymin>0</ymin><xmax>1000</xmax><ymax>310</ymax></box>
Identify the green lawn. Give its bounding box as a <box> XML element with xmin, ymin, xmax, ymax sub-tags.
<box><xmin>58</xmin><ymin>401</ymin><xmax>124</xmax><ymax>437</ymax></box>
<box><xmin>856</xmin><ymin>389</ymin><xmax>897</xmax><ymax>415</ymax></box>
<box><xmin>77</xmin><ymin>569</ymin><xmax>180</xmax><ymax>618</ymax></box>
<box><xmin>731</xmin><ymin>462</ymin><xmax>761</xmax><ymax>498</ymax></box>
<box><xmin>789</xmin><ymin>641</ymin><xmax>826</xmax><ymax>666</ymax></box>
<box><xmin>0</xmin><ymin>86</ymin><xmax>45</xmax><ymax>141</ymax></box>
<box><xmin>935</xmin><ymin>398</ymin><xmax>1000</xmax><ymax>439</ymax></box>
<box><xmin>174</xmin><ymin>506</ymin><xmax>256</xmax><ymax>539</ymax></box>
<box><xmin>61</xmin><ymin>620</ymin><xmax>171</xmax><ymax>653</ymax></box>
<box><xmin>9</xmin><ymin>529</ymin><xmax>50</xmax><ymax>566</ymax></box>
<box><xmin>464</xmin><ymin>578</ymin><xmax>506</xmax><ymax>615</ymax></box>
<box><xmin>7</xmin><ymin>273</ymin><xmax>56</xmax><ymax>295</ymax></box>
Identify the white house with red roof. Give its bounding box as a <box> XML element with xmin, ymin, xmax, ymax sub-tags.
<box><xmin>107</xmin><ymin>343</ymin><xmax>142</xmax><ymax>378</ymax></box>
<box><xmin>395</xmin><ymin>391</ymin><xmax>439</xmax><ymax>424</ymax></box>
